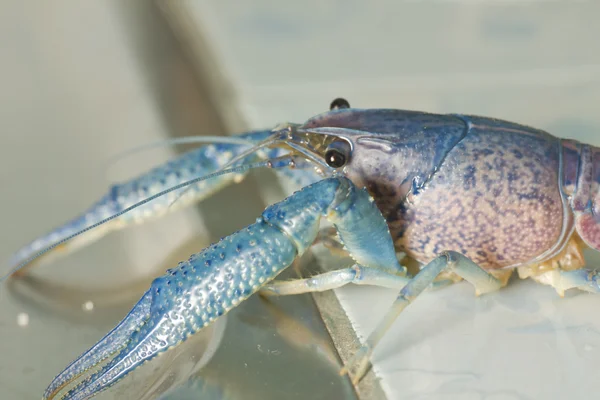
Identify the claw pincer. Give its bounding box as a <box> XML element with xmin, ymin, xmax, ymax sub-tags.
<box><xmin>45</xmin><ymin>176</ymin><xmax>401</xmax><ymax>399</ymax></box>
<box><xmin>8</xmin><ymin>130</ymin><xmax>280</xmax><ymax>276</ymax></box>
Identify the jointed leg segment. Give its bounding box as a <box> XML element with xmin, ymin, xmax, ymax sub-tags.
<box><xmin>339</xmin><ymin>251</ymin><xmax>502</xmax><ymax>383</ymax></box>
<box><xmin>261</xmin><ymin>247</ymin><xmax>502</xmax><ymax>384</ymax></box>
<box><xmin>260</xmin><ymin>264</ymin><xmax>410</xmax><ymax>296</ymax></box>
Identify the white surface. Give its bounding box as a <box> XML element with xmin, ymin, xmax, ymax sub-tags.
<box><xmin>184</xmin><ymin>2</ymin><xmax>600</xmax><ymax>399</ymax></box>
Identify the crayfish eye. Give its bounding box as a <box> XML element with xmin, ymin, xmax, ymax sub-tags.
<box><xmin>330</xmin><ymin>97</ymin><xmax>350</xmax><ymax>110</ymax></box>
<box><xmin>324</xmin><ymin>140</ymin><xmax>351</xmax><ymax>169</ymax></box>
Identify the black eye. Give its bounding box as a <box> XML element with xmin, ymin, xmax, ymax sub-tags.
<box><xmin>324</xmin><ymin>140</ymin><xmax>351</xmax><ymax>168</ymax></box>
<box><xmin>330</xmin><ymin>98</ymin><xmax>350</xmax><ymax>110</ymax></box>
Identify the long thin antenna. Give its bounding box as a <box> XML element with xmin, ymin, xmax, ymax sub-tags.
<box><xmin>105</xmin><ymin>135</ymin><xmax>256</xmax><ymax>168</ymax></box>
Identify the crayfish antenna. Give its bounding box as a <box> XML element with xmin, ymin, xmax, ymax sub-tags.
<box><xmin>104</xmin><ymin>134</ymin><xmax>256</xmax><ymax>169</ymax></box>
<box><xmin>6</xmin><ymin>193</ymin><xmax>122</xmax><ymax>280</ymax></box>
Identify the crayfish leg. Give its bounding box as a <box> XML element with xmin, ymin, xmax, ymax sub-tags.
<box><xmin>340</xmin><ymin>251</ymin><xmax>502</xmax><ymax>384</ymax></box>
<box><xmin>260</xmin><ymin>264</ymin><xmax>410</xmax><ymax>296</ymax></box>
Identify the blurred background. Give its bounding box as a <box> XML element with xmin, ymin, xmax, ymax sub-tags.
<box><xmin>1</xmin><ymin>1</ymin><xmax>600</xmax><ymax>399</ymax></box>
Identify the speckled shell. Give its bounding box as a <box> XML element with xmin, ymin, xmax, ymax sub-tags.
<box><xmin>303</xmin><ymin>109</ymin><xmax>579</xmax><ymax>270</ymax></box>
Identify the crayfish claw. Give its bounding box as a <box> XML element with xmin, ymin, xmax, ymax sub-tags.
<box><xmin>43</xmin><ymin>290</ymin><xmax>153</xmax><ymax>399</ymax></box>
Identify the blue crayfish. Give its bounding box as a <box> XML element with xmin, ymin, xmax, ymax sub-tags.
<box><xmin>6</xmin><ymin>98</ymin><xmax>600</xmax><ymax>399</ymax></box>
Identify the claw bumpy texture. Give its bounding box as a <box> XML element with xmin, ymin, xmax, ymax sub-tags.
<box><xmin>45</xmin><ymin>176</ymin><xmax>400</xmax><ymax>399</ymax></box>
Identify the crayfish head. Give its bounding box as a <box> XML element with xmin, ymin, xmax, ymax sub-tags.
<box><xmin>299</xmin><ymin>117</ymin><xmax>401</xmax><ymax>195</ymax></box>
